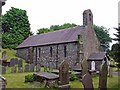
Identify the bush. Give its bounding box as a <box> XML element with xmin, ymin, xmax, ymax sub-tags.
<box><xmin>25</xmin><ymin>74</ymin><xmax>34</xmax><ymax>82</ymax></box>
<box><xmin>110</xmin><ymin>64</ymin><xmax>116</xmax><ymax>67</ymax></box>
<box><xmin>70</xmin><ymin>74</ymin><xmax>77</xmax><ymax>81</ymax></box>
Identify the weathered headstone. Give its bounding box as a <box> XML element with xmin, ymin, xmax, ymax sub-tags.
<box><xmin>81</xmin><ymin>59</ymin><xmax>88</xmax><ymax>76</ymax></box>
<box><xmin>108</xmin><ymin>67</ymin><xmax>113</xmax><ymax>77</ymax></box>
<box><xmin>24</xmin><ymin>64</ymin><xmax>30</xmax><ymax>72</ymax></box>
<box><xmin>36</xmin><ymin>64</ymin><xmax>41</xmax><ymax>72</ymax></box>
<box><xmin>0</xmin><ymin>51</ymin><xmax>7</xmax><ymax>61</ymax></box>
<box><xmin>10</xmin><ymin>58</ymin><xmax>15</xmax><ymax>67</ymax></box>
<box><xmin>18</xmin><ymin>67</ymin><xmax>23</xmax><ymax>73</ymax></box>
<box><xmin>0</xmin><ymin>66</ymin><xmax>6</xmax><ymax>74</ymax></box>
<box><xmin>91</xmin><ymin>61</ymin><xmax>95</xmax><ymax>71</ymax></box>
<box><xmin>11</xmin><ymin>66</ymin><xmax>17</xmax><ymax>73</ymax></box>
<box><xmin>44</xmin><ymin>66</ymin><xmax>48</xmax><ymax>72</ymax></box>
<box><xmin>0</xmin><ymin>75</ymin><xmax>7</xmax><ymax>89</ymax></box>
<box><xmin>59</xmin><ymin>60</ymin><xmax>70</xmax><ymax>89</ymax></box>
<box><xmin>30</xmin><ymin>64</ymin><xmax>34</xmax><ymax>72</ymax></box>
<box><xmin>82</xmin><ymin>72</ymin><xmax>94</xmax><ymax>90</ymax></box>
<box><xmin>14</xmin><ymin>58</ymin><xmax>18</xmax><ymax>65</ymax></box>
<box><xmin>99</xmin><ymin>60</ymin><xmax>108</xmax><ymax>89</ymax></box>
<box><xmin>18</xmin><ymin>59</ymin><xmax>23</xmax><ymax>67</ymax></box>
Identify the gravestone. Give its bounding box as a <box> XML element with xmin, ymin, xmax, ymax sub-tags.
<box><xmin>49</xmin><ymin>61</ymin><xmax>53</xmax><ymax>72</ymax></box>
<box><xmin>81</xmin><ymin>59</ymin><xmax>88</xmax><ymax>76</ymax></box>
<box><xmin>30</xmin><ymin>64</ymin><xmax>34</xmax><ymax>72</ymax></box>
<box><xmin>10</xmin><ymin>58</ymin><xmax>15</xmax><ymax>67</ymax></box>
<box><xmin>82</xmin><ymin>72</ymin><xmax>94</xmax><ymax>90</ymax></box>
<box><xmin>108</xmin><ymin>67</ymin><xmax>113</xmax><ymax>77</ymax></box>
<box><xmin>18</xmin><ymin>59</ymin><xmax>23</xmax><ymax>67</ymax></box>
<box><xmin>14</xmin><ymin>58</ymin><xmax>18</xmax><ymax>65</ymax></box>
<box><xmin>0</xmin><ymin>66</ymin><xmax>6</xmax><ymax>74</ymax></box>
<box><xmin>24</xmin><ymin>64</ymin><xmax>30</xmax><ymax>72</ymax></box>
<box><xmin>0</xmin><ymin>51</ymin><xmax>7</xmax><ymax>61</ymax></box>
<box><xmin>44</xmin><ymin>66</ymin><xmax>48</xmax><ymax>72</ymax></box>
<box><xmin>18</xmin><ymin>67</ymin><xmax>23</xmax><ymax>73</ymax></box>
<box><xmin>59</xmin><ymin>60</ymin><xmax>70</xmax><ymax>89</ymax></box>
<box><xmin>91</xmin><ymin>61</ymin><xmax>95</xmax><ymax>71</ymax></box>
<box><xmin>11</xmin><ymin>66</ymin><xmax>17</xmax><ymax>73</ymax></box>
<box><xmin>36</xmin><ymin>64</ymin><xmax>41</xmax><ymax>72</ymax></box>
<box><xmin>0</xmin><ymin>75</ymin><xmax>7</xmax><ymax>89</ymax></box>
<box><xmin>99</xmin><ymin>60</ymin><xmax>108</xmax><ymax>89</ymax></box>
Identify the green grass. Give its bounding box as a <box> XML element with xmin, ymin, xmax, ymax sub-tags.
<box><xmin>1</xmin><ymin>49</ymin><xmax>120</xmax><ymax>88</ymax></box>
<box><xmin>3</xmin><ymin>72</ymin><xmax>42</xmax><ymax>88</ymax></box>
<box><xmin>0</xmin><ymin>49</ymin><xmax>20</xmax><ymax>61</ymax></box>
<box><xmin>3</xmin><ymin>72</ymin><xmax>119</xmax><ymax>88</ymax></box>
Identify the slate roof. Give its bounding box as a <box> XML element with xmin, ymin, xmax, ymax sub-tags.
<box><xmin>87</xmin><ymin>52</ymin><xmax>106</xmax><ymax>61</ymax></box>
<box><xmin>17</xmin><ymin>26</ymin><xmax>85</xmax><ymax>48</ymax></box>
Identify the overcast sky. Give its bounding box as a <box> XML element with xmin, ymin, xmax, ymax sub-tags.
<box><xmin>2</xmin><ymin>0</ymin><xmax>120</xmax><ymax>46</ymax></box>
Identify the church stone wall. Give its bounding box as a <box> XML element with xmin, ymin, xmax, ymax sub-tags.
<box><xmin>33</xmin><ymin>42</ymin><xmax>78</xmax><ymax>68</ymax></box>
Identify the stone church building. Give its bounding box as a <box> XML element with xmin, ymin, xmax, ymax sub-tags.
<box><xmin>16</xmin><ymin>9</ymin><xmax>107</xmax><ymax>71</ymax></box>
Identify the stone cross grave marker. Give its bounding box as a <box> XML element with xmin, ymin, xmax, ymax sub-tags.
<box><xmin>18</xmin><ymin>67</ymin><xmax>23</xmax><ymax>73</ymax></box>
<box><xmin>81</xmin><ymin>72</ymin><xmax>94</xmax><ymax>90</ymax></box>
<box><xmin>99</xmin><ymin>60</ymin><xmax>108</xmax><ymax>89</ymax></box>
<box><xmin>11</xmin><ymin>66</ymin><xmax>17</xmax><ymax>73</ymax></box>
<box><xmin>36</xmin><ymin>64</ymin><xmax>41</xmax><ymax>72</ymax></box>
<box><xmin>59</xmin><ymin>60</ymin><xmax>70</xmax><ymax>88</ymax></box>
<box><xmin>30</xmin><ymin>64</ymin><xmax>34</xmax><ymax>72</ymax></box>
<box><xmin>24</xmin><ymin>64</ymin><xmax>30</xmax><ymax>72</ymax></box>
<box><xmin>81</xmin><ymin>59</ymin><xmax>88</xmax><ymax>76</ymax></box>
<box><xmin>18</xmin><ymin>59</ymin><xmax>23</xmax><ymax>67</ymax></box>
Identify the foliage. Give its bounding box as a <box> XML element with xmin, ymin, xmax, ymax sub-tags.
<box><xmin>37</xmin><ymin>23</ymin><xmax>77</xmax><ymax>34</ymax></box>
<box><xmin>110</xmin><ymin>44</ymin><xmax>119</xmax><ymax>61</ymax></box>
<box><xmin>94</xmin><ymin>25</ymin><xmax>112</xmax><ymax>48</ymax></box>
<box><xmin>2</xmin><ymin>7</ymin><xmax>31</xmax><ymax>49</ymax></box>
<box><xmin>112</xmin><ymin>27</ymin><xmax>120</xmax><ymax>69</ymax></box>
<box><xmin>70</xmin><ymin>74</ymin><xmax>77</xmax><ymax>81</ymax></box>
<box><xmin>25</xmin><ymin>74</ymin><xmax>34</xmax><ymax>82</ymax></box>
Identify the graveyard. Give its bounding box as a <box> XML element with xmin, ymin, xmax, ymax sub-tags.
<box><xmin>0</xmin><ymin>1</ymin><xmax>120</xmax><ymax>89</ymax></box>
<box><xmin>0</xmin><ymin>49</ymin><xmax>119</xmax><ymax>89</ymax></box>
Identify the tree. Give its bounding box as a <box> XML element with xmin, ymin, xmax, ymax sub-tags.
<box><xmin>2</xmin><ymin>7</ymin><xmax>31</xmax><ymax>49</ymax></box>
<box><xmin>37</xmin><ymin>23</ymin><xmax>77</xmax><ymax>34</ymax></box>
<box><xmin>112</xmin><ymin>27</ymin><xmax>120</xmax><ymax>69</ymax></box>
<box><xmin>94</xmin><ymin>25</ymin><xmax>112</xmax><ymax>48</ymax></box>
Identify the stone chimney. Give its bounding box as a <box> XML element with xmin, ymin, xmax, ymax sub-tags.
<box><xmin>83</xmin><ymin>9</ymin><xmax>93</xmax><ymax>28</ymax></box>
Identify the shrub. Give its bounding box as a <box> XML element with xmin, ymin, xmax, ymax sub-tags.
<box><xmin>70</xmin><ymin>74</ymin><xmax>77</xmax><ymax>81</ymax></box>
<box><xmin>110</xmin><ymin>64</ymin><xmax>116</xmax><ymax>67</ymax></box>
<box><xmin>25</xmin><ymin>74</ymin><xmax>34</xmax><ymax>82</ymax></box>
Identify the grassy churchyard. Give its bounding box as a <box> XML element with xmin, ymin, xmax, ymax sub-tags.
<box><xmin>1</xmin><ymin>49</ymin><xmax>120</xmax><ymax>89</ymax></box>
<box><xmin>3</xmin><ymin>73</ymin><xmax>119</xmax><ymax>88</ymax></box>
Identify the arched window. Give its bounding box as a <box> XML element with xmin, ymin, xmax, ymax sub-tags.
<box><xmin>91</xmin><ymin>61</ymin><xmax>95</xmax><ymax>70</ymax></box>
